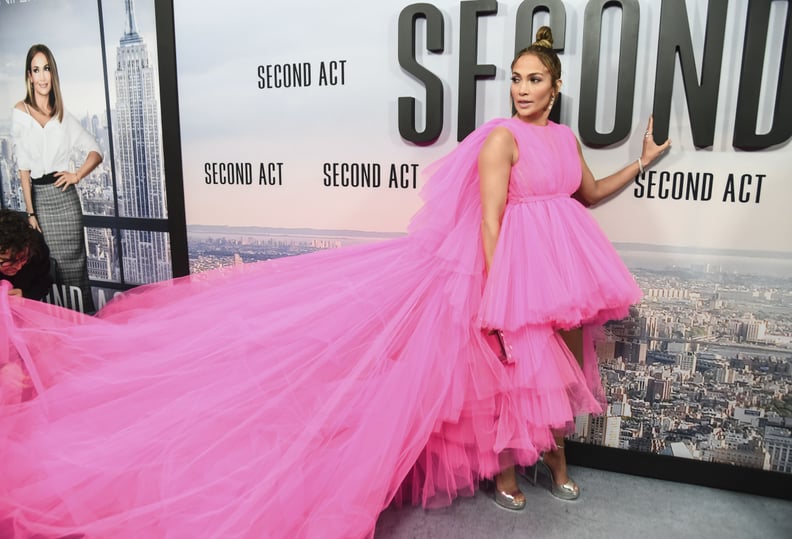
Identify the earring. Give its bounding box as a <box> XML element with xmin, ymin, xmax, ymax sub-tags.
<box><xmin>547</xmin><ymin>94</ymin><xmax>556</xmax><ymax>111</ymax></box>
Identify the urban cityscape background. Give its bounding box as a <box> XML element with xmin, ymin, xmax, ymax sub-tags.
<box><xmin>187</xmin><ymin>228</ymin><xmax>792</xmax><ymax>475</ymax></box>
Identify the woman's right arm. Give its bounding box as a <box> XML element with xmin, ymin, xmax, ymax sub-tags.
<box><xmin>478</xmin><ymin>127</ymin><xmax>515</xmax><ymax>272</ymax></box>
<box><xmin>12</xmin><ymin>104</ymin><xmax>40</xmax><ymax>231</ymax></box>
<box><xmin>20</xmin><ymin>170</ymin><xmax>39</xmax><ymax>231</ymax></box>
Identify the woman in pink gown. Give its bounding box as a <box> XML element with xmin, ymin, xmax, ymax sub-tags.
<box><xmin>0</xmin><ymin>27</ymin><xmax>669</xmax><ymax>538</ymax></box>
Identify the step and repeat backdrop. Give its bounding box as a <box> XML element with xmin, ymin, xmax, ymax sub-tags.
<box><xmin>172</xmin><ymin>0</ymin><xmax>792</xmax><ymax>477</ymax></box>
<box><xmin>1</xmin><ymin>0</ymin><xmax>790</xmax><ymax>479</ymax></box>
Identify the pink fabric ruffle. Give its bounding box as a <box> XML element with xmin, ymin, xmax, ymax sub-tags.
<box><xmin>0</xmin><ymin>118</ymin><xmax>636</xmax><ymax>538</ymax></box>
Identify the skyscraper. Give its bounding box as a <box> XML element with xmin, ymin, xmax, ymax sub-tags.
<box><xmin>675</xmin><ymin>351</ymin><xmax>697</xmax><ymax>375</ymax></box>
<box><xmin>646</xmin><ymin>378</ymin><xmax>672</xmax><ymax>403</ymax></box>
<box><xmin>765</xmin><ymin>426</ymin><xmax>792</xmax><ymax>473</ymax></box>
<box><xmin>112</xmin><ymin>0</ymin><xmax>171</xmax><ymax>284</ymax></box>
<box><xmin>589</xmin><ymin>412</ymin><xmax>622</xmax><ymax>448</ymax></box>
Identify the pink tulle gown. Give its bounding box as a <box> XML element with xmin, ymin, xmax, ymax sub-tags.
<box><xmin>0</xmin><ymin>118</ymin><xmax>641</xmax><ymax>538</ymax></box>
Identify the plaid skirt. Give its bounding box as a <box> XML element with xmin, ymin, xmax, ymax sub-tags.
<box><xmin>32</xmin><ymin>183</ymin><xmax>95</xmax><ymax>313</ymax></box>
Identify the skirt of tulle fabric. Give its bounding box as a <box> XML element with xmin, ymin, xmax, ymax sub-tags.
<box><xmin>0</xmin><ymin>119</ymin><xmax>630</xmax><ymax>538</ymax></box>
<box><xmin>0</xmin><ymin>236</ymin><xmax>605</xmax><ymax>539</ymax></box>
<box><xmin>479</xmin><ymin>197</ymin><xmax>643</xmax><ymax>331</ymax></box>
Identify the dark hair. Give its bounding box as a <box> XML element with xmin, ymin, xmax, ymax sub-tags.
<box><xmin>512</xmin><ymin>26</ymin><xmax>561</xmax><ymax>85</ymax></box>
<box><xmin>0</xmin><ymin>209</ymin><xmax>36</xmax><ymax>258</ymax></box>
<box><xmin>24</xmin><ymin>44</ymin><xmax>64</xmax><ymax>122</ymax></box>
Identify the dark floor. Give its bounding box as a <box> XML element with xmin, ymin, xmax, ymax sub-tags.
<box><xmin>375</xmin><ymin>465</ymin><xmax>792</xmax><ymax>538</ymax></box>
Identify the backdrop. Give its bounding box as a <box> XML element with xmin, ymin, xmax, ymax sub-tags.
<box><xmin>0</xmin><ymin>0</ymin><xmax>789</xmax><ymax>482</ymax></box>
<box><xmin>173</xmin><ymin>0</ymin><xmax>792</xmax><ymax>477</ymax></box>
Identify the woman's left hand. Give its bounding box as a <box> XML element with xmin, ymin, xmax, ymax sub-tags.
<box><xmin>53</xmin><ymin>171</ymin><xmax>80</xmax><ymax>191</ymax></box>
<box><xmin>641</xmin><ymin>115</ymin><xmax>671</xmax><ymax>167</ymax></box>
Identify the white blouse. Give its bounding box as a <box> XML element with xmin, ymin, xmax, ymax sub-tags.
<box><xmin>11</xmin><ymin>107</ymin><xmax>102</xmax><ymax>179</ymax></box>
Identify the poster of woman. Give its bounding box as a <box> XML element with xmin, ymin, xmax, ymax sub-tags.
<box><xmin>0</xmin><ymin>0</ymin><xmax>173</xmax><ymax>312</ymax></box>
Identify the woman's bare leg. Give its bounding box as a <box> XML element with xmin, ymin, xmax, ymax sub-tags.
<box><xmin>558</xmin><ymin>327</ymin><xmax>584</xmax><ymax>369</ymax></box>
<box><xmin>551</xmin><ymin>328</ymin><xmax>583</xmax><ymax>487</ymax></box>
<box><xmin>542</xmin><ymin>433</ymin><xmax>571</xmax><ymax>485</ymax></box>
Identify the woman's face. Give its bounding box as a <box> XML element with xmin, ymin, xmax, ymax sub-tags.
<box><xmin>510</xmin><ymin>53</ymin><xmax>558</xmax><ymax>124</ymax></box>
<box><xmin>27</xmin><ymin>52</ymin><xmax>52</xmax><ymax>98</ymax></box>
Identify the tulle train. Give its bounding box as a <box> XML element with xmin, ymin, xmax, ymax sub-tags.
<box><xmin>0</xmin><ymin>118</ymin><xmax>621</xmax><ymax>538</ymax></box>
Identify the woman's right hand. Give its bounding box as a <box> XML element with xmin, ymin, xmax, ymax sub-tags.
<box><xmin>28</xmin><ymin>215</ymin><xmax>41</xmax><ymax>232</ymax></box>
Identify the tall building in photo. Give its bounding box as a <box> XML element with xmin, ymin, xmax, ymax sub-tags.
<box><xmin>86</xmin><ymin>228</ymin><xmax>118</xmax><ymax>281</ymax></box>
<box><xmin>574</xmin><ymin>414</ymin><xmax>590</xmax><ymax>440</ymax></box>
<box><xmin>741</xmin><ymin>320</ymin><xmax>767</xmax><ymax>343</ymax></box>
<box><xmin>675</xmin><ymin>351</ymin><xmax>697</xmax><ymax>375</ymax></box>
<box><xmin>589</xmin><ymin>412</ymin><xmax>622</xmax><ymax>448</ymax></box>
<box><xmin>113</xmin><ymin>0</ymin><xmax>171</xmax><ymax>284</ymax></box>
<box><xmin>646</xmin><ymin>378</ymin><xmax>672</xmax><ymax>403</ymax></box>
<box><xmin>765</xmin><ymin>427</ymin><xmax>792</xmax><ymax>474</ymax></box>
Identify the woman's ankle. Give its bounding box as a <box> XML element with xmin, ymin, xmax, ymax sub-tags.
<box><xmin>542</xmin><ymin>448</ymin><xmax>569</xmax><ymax>484</ymax></box>
<box><xmin>495</xmin><ymin>467</ymin><xmax>518</xmax><ymax>490</ymax></box>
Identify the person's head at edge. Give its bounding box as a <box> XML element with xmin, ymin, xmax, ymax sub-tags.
<box><xmin>25</xmin><ymin>43</ymin><xmax>64</xmax><ymax>122</ymax></box>
<box><xmin>510</xmin><ymin>26</ymin><xmax>562</xmax><ymax>126</ymax></box>
<box><xmin>0</xmin><ymin>209</ymin><xmax>37</xmax><ymax>278</ymax></box>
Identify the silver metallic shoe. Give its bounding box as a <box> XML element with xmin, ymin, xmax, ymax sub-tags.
<box><xmin>493</xmin><ymin>486</ymin><xmax>527</xmax><ymax>510</ymax></box>
<box><xmin>535</xmin><ymin>459</ymin><xmax>580</xmax><ymax>501</ymax></box>
<box><xmin>482</xmin><ymin>477</ymin><xmax>527</xmax><ymax>510</ymax></box>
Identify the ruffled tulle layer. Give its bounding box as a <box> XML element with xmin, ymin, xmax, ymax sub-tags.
<box><xmin>479</xmin><ymin>196</ymin><xmax>642</xmax><ymax>331</ymax></box>
<box><xmin>0</xmin><ymin>118</ymin><xmax>634</xmax><ymax>538</ymax></box>
<box><xmin>0</xmin><ymin>235</ymin><xmax>603</xmax><ymax>539</ymax></box>
<box><xmin>394</xmin><ymin>324</ymin><xmax>604</xmax><ymax>509</ymax></box>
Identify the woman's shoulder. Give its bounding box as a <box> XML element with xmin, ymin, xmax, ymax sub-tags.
<box><xmin>485</xmin><ymin>124</ymin><xmax>516</xmax><ymax>145</ymax></box>
<box><xmin>11</xmin><ymin>102</ymin><xmax>33</xmax><ymax>129</ymax></box>
<box><xmin>472</xmin><ymin>117</ymin><xmax>513</xmax><ymax>146</ymax></box>
<box><xmin>464</xmin><ymin>117</ymin><xmax>508</xmax><ymax>135</ymax></box>
<box><xmin>454</xmin><ymin>118</ymin><xmax>513</xmax><ymax>153</ymax></box>
<box><xmin>60</xmin><ymin>109</ymin><xmax>83</xmax><ymax>126</ymax></box>
<box><xmin>477</xmin><ymin>118</ymin><xmax>515</xmax><ymax>138</ymax></box>
<box><xmin>12</xmin><ymin>101</ymin><xmax>31</xmax><ymax>117</ymax></box>
<box><xmin>479</xmin><ymin>125</ymin><xmax>517</xmax><ymax>162</ymax></box>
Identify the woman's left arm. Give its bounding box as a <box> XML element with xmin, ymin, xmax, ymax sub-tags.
<box><xmin>54</xmin><ymin>151</ymin><xmax>102</xmax><ymax>191</ymax></box>
<box><xmin>576</xmin><ymin>115</ymin><xmax>671</xmax><ymax>206</ymax></box>
<box><xmin>54</xmin><ymin>113</ymin><xmax>104</xmax><ymax>191</ymax></box>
